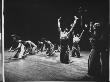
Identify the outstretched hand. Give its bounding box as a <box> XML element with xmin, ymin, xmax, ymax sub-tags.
<box><xmin>58</xmin><ymin>17</ymin><xmax>61</xmax><ymax>20</ymax></box>
<box><xmin>70</xmin><ymin>24</ymin><xmax>72</xmax><ymax>27</ymax></box>
<box><xmin>70</xmin><ymin>16</ymin><xmax>78</xmax><ymax>27</ymax></box>
<box><xmin>74</xmin><ymin>16</ymin><xmax>78</xmax><ymax>20</ymax></box>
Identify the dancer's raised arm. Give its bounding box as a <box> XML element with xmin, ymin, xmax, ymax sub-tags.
<box><xmin>79</xmin><ymin>30</ymin><xmax>84</xmax><ymax>39</ymax></box>
<box><xmin>58</xmin><ymin>17</ymin><xmax>61</xmax><ymax>32</ymax></box>
<box><xmin>26</xmin><ymin>40</ymin><xmax>37</xmax><ymax>48</ymax></box>
<box><xmin>72</xmin><ymin>31</ymin><xmax>74</xmax><ymax>36</ymax></box>
<box><xmin>68</xmin><ymin>16</ymin><xmax>78</xmax><ymax>34</ymax></box>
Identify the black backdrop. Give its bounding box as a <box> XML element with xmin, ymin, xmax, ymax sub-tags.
<box><xmin>4</xmin><ymin>0</ymin><xmax>109</xmax><ymax>50</ymax></box>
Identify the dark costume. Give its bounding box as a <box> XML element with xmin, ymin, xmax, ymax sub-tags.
<box><xmin>88</xmin><ymin>25</ymin><xmax>101</xmax><ymax>76</ymax></box>
<box><xmin>60</xmin><ymin>37</ymin><xmax>70</xmax><ymax>64</ymax></box>
<box><xmin>57</xmin><ymin>16</ymin><xmax>78</xmax><ymax>64</ymax></box>
<box><xmin>72</xmin><ymin>40</ymin><xmax>80</xmax><ymax>57</ymax></box>
<box><xmin>44</xmin><ymin>40</ymin><xmax>54</xmax><ymax>56</ymax></box>
<box><xmin>24</xmin><ymin>41</ymin><xmax>37</xmax><ymax>55</ymax></box>
<box><xmin>88</xmin><ymin>23</ymin><xmax>108</xmax><ymax>81</ymax></box>
<box><xmin>37</xmin><ymin>41</ymin><xmax>44</xmax><ymax>52</ymax></box>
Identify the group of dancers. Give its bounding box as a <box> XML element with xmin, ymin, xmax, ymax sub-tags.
<box><xmin>8</xmin><ymin>16</ymin><xmax>83</xmax><ymax>60</ymax></box>
<box><xmin>58</xmin><ymin>16</ymin><xmax>85</xmax><ymax>63</ymax></box>
<box><xmin>8</xmin><ymin>35</ymin><xmax>56</xmax><ymax>59</ymax></box>
<box><xmin>8</xmin><ymin>15</ymin><xmax>108</xmax><ymax>80</ymax></box>
<box><xmin>58</xmin><ymin>15</ymin><xmax>108</xmax><ymax>80</ymax></box>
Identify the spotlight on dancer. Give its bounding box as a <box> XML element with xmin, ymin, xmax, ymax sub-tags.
<box><xmin>8</xmin><ymin>34</ymin><xmax>20</xmax><ymax>52</ymax></box>
<box><xmin>24</xmin><ymin>40</ymin><xmax>37</xmax><ymax>55</ymax></box>
<box><xmin>72</xmin><ymin>30</ymin><xmax>84</xmax><ymax>58</ymax></box>
<box><xmin>37</xmin><ymin>41</ymin><xmax>44</xmax><ymax>53</ymax></box>
<box><xmin>44</xmin><ymin>39</ymin><xmax>54</xmax><ymax>56</ymax></box>
<box><xmin>88</xmin><ymin>21</ymin><xmax>104</xmax><ymax>77</ymax></box>
<box><xmin>58</xmin><ymin>16</ymin><xmax>78</xmax><ymax>64</ymax></box>
<box><xmin>8</xmin><ymin>39</ymin><xmax>26</xmax><ymax>59</ymax></box>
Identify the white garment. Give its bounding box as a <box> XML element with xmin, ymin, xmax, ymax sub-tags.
<box><xmin>46</xmin><ymin>41</ymin><xmax>54</xmax><ymax>49</ymax></box>
<box><xmin>46</xmin><ymin>41</ymin><xmax>51</xmax><ymax>44</ymax></box>
<box><xmin>60</xmin><ymin>32</ymin><xmax>68</xmax><ymax>39</ymax></box>
<box><xmin>18</xmin><ymin>43</ymin><xmax>25</xmax><ymax>58</ymax></box>
<box><xmin>73</xmin><ymin>37</ymin><xmax>80</xmax><ymax>43</ymax></box>
<box><xmin>26</xmin><ymin>41</ymin><xmax>37</xmax><ymax>47</ymax></box>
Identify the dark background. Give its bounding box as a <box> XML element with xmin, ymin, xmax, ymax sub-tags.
<box><xmin>4</xmin><ymin>0</ymin><xmax>109</xmax><ymax>50</ymax></box>
<box><xmin>0</xmin><ymin>0</ymin><xmax>2</xmax><ymax>53</ymax></box>
<box><xmin>0</xmin><ymin>0</ymin><xmax>1</xmax><ymax>33</ymax></box>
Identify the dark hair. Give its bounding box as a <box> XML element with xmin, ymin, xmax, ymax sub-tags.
<box><xmin>11</xmin><ymin>34</ymin><xmax>20</xmax><ymax>40</ymax></box>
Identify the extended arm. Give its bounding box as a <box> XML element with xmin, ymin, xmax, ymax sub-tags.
<box><xmin>72</xmin><ymin>30</ymin><xmax>75</xmax><ymax>36</ymax></box>
<box><xmin>58</xmin><ymin>17</ymin><xmax>61</xmax><ymax>32</ymax></box>
<box><xmin>8</xmin><ymin>41</ymin><xmax>15</xmax><ymax>52</ymax></box>
<box><xmin>31</xmin><ymin>41</ymin><xmax>37</xmax><ymax>48</ymax></box>
<box><xmin>8</xmin><ymin>43</ymin><xmax>19</xmax><ymax>52</ymax></box>
<box><xmin>13</xmin><ymin>43</ymin><xmax>21</xmax><ymax>51</ymax></box>
<box><xmin>68</xmin><ymin>16</ymin><xmax>78</xmax><ymax>35</ymax></box>
<box><xmin>26</xmin><ymin>40</ymin><xmax>37</xmax><ymax>48</ymax></box>
<box><xmin>79</xmin><ymin>30</ymin><xmax>84</xmax><ymax>39</ymax></box>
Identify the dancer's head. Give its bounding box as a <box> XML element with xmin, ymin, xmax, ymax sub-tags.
<box><xmin>11</xmin><ymin>34</ymin><xmax>20</xmax><ymax>41</ymax></box>
<box><xmin>93</xmin><ymin>22</ymin><xmax>100</xmax><ymax>30</ymax></box>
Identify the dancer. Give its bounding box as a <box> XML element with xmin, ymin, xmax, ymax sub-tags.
<box><xmin>24</xmin><ymin>40</ymin><xmax>37</xmax><ymax>55</ymax></box>
<box><xmin>58</xmin><ymin>16</ymin><xmax>78</xmax><ymax>64</ymax></box>
<box><xmin>72</xmin><ymin>30</ymin><xmax>84</xmax><ymax>57</ymax></box>
<box><xmin>88</xmin><ymin>22</ymin><xmax>104</xmax><ymax>77</ymax></box>
<box><xmin>8</xmin><ymin>39</ymin><xmax>26</xmax><ymax>59</ymax></box>
<box><xmin>44</xmin><ymin>40</ymin><xmax>54</xmax><ymax>56</ymax></box>
<box><xmin>37</xmin><ymin>41</ymin><xmax>44</xmax><ymax>52</ymax></box>
<box><xmin>8</xmin><ymin>34</ymin><xmax>21</xmax><ymax>51</ymax></box>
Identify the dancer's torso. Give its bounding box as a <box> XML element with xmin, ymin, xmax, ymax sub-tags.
<box><xmin>60</xmin><ymin>32</ymin><xmax>69</xmax><ymax>40</ymax></box>
<box><xmin>73</xmin><ymin>37</ymin><xmax>80</xmax><ymax>43</ymax></box>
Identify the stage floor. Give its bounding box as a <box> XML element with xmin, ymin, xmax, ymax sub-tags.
<box><xmin>4</xmin><ymin>51</ymin><xmax>96</xmax><ymax>82</ymax></box>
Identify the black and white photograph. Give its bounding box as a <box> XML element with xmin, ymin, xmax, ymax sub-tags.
<box><xmin>4</xmin><ymin>0</ymin><xmax>109</xmax><ymax>82</ymax></box>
